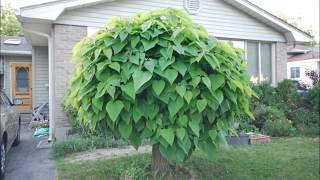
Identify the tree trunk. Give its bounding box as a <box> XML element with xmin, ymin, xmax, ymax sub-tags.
<box><xmin>151</xmin><ymin>144</ymin><xmax>172</xmax><ymax>173</ymax></box>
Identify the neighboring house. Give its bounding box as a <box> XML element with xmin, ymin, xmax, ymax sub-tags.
<box><xmin>0</xmin><ymin>36</ymin><xmax>39</xmax><ymax>111</ymax></box>
<box><xmin>287</xmin><ymin>44</ymin><xmax>320</xmax><ymax>87</ymax></box>
<box><xmin>15</xmin><ymin>0</ymin><xmax>313</xmax><ymax>140</ymax></box>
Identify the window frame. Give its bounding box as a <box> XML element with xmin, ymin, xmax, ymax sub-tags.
<box><xmin>290</xmin><ymin>67</ymin><xmax>300</xmax><ymax>78</ymax></box>
<box><xmin>218</xmin><ymin>38</ymin><xmax>276</xmax><ymax>85</ymax></box>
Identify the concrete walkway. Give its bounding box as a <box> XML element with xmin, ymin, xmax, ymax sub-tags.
<box><xmin>65</xmin><ymin>145</ymin><xmax>152</xmax><ymax>163</ymax></box>
<box><xmin>4</xmin><ymin>123</ymin><xmax>56</xmax><ymax>180</ymax></box>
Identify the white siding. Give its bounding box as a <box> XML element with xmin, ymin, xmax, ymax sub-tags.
<box><xmin>56</xmin><ymin>0</ymin><xmax>285</xmax><ymax>42</ymax></box>
<box><xmin>1</xmin><ymin>56</ymin><xmax>32</xmax><ymax>100</ymax></box>
<box><xmin>33</xmin><ymin>47</ymin><xmax>49</xmax><ymax>107</ymax></box>
<box><xmin>287</xmin><ymin>59</ymin><xmax>320</xmax><ymax>87</ymax></box>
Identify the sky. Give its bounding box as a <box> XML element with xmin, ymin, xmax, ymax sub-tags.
<box><xmin>3</xmin><ymin>0</ymin><xmax>320</xmax><ymax>39</ymax></box>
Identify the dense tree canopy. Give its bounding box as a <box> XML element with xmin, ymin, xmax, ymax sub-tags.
<box><xmin>0</xmin><ymin>1</ymin><xmax>22</xmax><ymax>36</ymax></box>
<box><xmin>65</xmin><ymin>8</ymin><xmax>254</xmax><ymax>163</ymax></box>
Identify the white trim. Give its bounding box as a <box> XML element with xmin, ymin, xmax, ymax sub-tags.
<box><xmin>223</xmin><ymin>0</ymin><xmax>313</xmax><ymax>43</ymax></box>
<box><xmin>0</xmin><ymin>50</ymin><xmax>32</xmax><ymax>56</ymax></box>
<box><xmin>258</xmin><ymin>42</ymin><xmax>262</xmax><ymax>83</ymax></box>
<box><xmin>32</xmin><ymin>47</ymin><xmax>36</xmax><ymax>109</ymax></box>
<box><xmin>271</xmin><ymin>43</ymin><xmax>276</xmax><ymax>85</ymax></box>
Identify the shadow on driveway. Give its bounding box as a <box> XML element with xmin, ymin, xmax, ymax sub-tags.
<box><xmin>4</xmin><ymin>123</ymin><xmax>56</xmax><ymax>180</ymax></box>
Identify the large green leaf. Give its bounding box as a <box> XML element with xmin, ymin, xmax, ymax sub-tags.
<box><xmin>202</xmin><ymin>76</ymin><xmax>212</xmax><ymax>92</ymax></box>
<box><xmin>210</xmin><ymin>74</ymin><xmax>225</xmax><ymax>91</ymax></box>
<box><xmin>109</xmin><ymin>62</ymin><xmax>120</xmax><ymax>73</ymax></box>
<box><xmin>112</xmin><ymin>40</ymin><xmax>128</xmax><ymax>54</ymax></box>
<box><xmin>213</xmin><ymin>90</ymin><xmax>224</xmax><ymax>104</ymax></box>
<box><xmin>196</xmin><ymin>99</ymin><xmax>207</xmax><ymax>112</ymax></box>
<box><xmin>172</xmin><ymin>61</ymin><xmax>188</xmax><ymax>76</ymax></box>
<box><xmin>189</xmin><ymin>119</ymin><xmax>200</xmax><ymax>137</ymax></box>
<box><xmin>141</xmin><ymin>38</ymin><xmax>158</xmax><ymax>51</ymax></box>
<box><xmin>144</xmin><ymin>59</ymin><xmax>157</xmax><ymax>73</ymax></box>
<box><xmin>106</xmin><ymin>100</ymin><xmax>124</xmax><ymax>122</ymax></box>
<box><xmin>163</xmin><ymin>69</ymin><xmax>178</xmax><ymax>84</ymax></box>
<box><xmin>152</xmin><ymin>80</ymin><xmax>165</xmax><ymax>96</ymax></box>
<box><xmin>118</xmin><ymin>121</ymin><xmax>132</xmax><ymax>139</ymax></box>
<box><xmin>168</xmin><ymin>97</ymin><xmax>184</xmax><ymax>117</ymax></box>
<box><xmin>176</xmin><ymin>85</ymin><xmax>186</xmax><ymax>97</ymax></box>
<box><xmin>103</xmin><ymin>48</ymin><xmax>112</xmax><ymax>60</ymax></box>
<box><xmin>184</xmin><ymin>91</ymin><xmax>193</xmax><ymax>104</ymax></box>
<box><xmin>160</xmin><ymin>128</ymin><xmax>175</xmax><ymax>146</ymax></box>
<box><xmin>132</xmin><ymin>70</ymin><xmax>152</xmax><ymax>92</ymax></box>
<box><xmin>176</xmin><ymin>128</ymin><xmax>186</xmax><ymax>140</ymax></box>
<box><xmin>121</xmin><ymin>81</ymin><xmax>135</xmax><ymax>100</ymax></box>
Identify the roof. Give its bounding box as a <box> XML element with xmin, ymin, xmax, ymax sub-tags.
<box><xmin>17</xmin><ymin>0</ymin><xmax>313</xmax><ymax>43</ymax></box>
<box><xmin>288</xmin><ymin>44</ymin><xmax>320</xmax><ymax>62</ymax></box>
<box><xmin>0</xmin><ymin>36</ymin><xmax>32</xmax><ymax>56</ymax></box>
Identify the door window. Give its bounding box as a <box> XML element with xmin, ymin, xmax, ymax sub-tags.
<box><xmin>15</xmin><ymin>67</ymin><xmax>29</xmax><ymax>93</ymax></box>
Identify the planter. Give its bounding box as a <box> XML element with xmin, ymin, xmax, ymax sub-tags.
<box><xmin>249</xmin><ymin>134</ymin><xmax>271</xmax><ymax>144</ymax></box>
<box><xmin>227</xmin><ymin>135</ymin><xmax>250</xmax><ymax>145</ymax></box>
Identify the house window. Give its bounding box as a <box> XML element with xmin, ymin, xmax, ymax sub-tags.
<box><xmin>290</xmin><ymin>67</ymin><xmax>300</xmax><ymax>78</ymax></box>
<box><xmin>218</xmin><ymin>39</ymin><xmax>274</xmax><ymax>84</ymax></box>
<box><xmin>0</xmin><ymin>74</ymin><xmax>3</xmax><ymax>90</ymax></box>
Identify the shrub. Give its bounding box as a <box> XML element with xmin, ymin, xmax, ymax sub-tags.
<box><xmin>303</xmin><ymin>85</ymin><xmax>320</xmax><ymax>112</ymax></box>
<box><xmin>64</xmin><ymin>7</ymin><xmax>254</xmax><ymax>170</ymax></box>
<box><xmin>251</xmin><ymin>83</ymin><xmax>278</xmax><ymax>106</ymax></box>
<box><xmin>250</xmin><ymin>102</ymin><xmax>286</xmax><ymax>130</ymax></box>
<box><xmin>305</xmin><ymin>69</ymin><xmax>320</xmax><ymax>85</ymax></box>
<box><xmin>264</xmin><ymin>119</ymin><xmax>294</xmax><ymax>137</ymax></box>
<box><xmin>290</xmin><ymin>108</ymin><xmax>319</xmax><ymax>136</ymax></box>
<box><xmin>276</xmin><ymin>80</ymin><xmax>299</xmax><ymax>108</ymax></box>
<box><xmin>52</xmin><ymin>136</ymin><xmax>129</xmax><ymax>159</ymax></box>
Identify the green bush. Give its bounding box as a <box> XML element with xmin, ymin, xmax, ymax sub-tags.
<box><xmin>52</xmin><ymin>136</ymin><xmax>129</xmax><ymax>159</ymax></box>
<box><xmin>251</xmin><ymin>83</ymin><xmax>278</xmax><ymax>106</ymax></box>
<box><xmin>64</xmin><ymin>8</ymin><xmax>254</xmax><ymax>163</ymax></box>
<box><xmin>304</xmin><ymin>85</ymin><xmax>320</xmax><ymax>112</ymax></box>
<box><xmin>264</xmin><ymin>119</ymin><xmax>294</xmax><ymax>137</ymax></box>
<box><xmin>290</xmin><ymin>108</ymin><xmax>319</xmax><ymax>136</ymax></box>
<box><xmin>276</xmin><ymin>80</ymin><xmax>299</xmax><ymax>108</ymax></box>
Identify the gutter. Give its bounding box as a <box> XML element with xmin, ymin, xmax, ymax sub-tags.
<box><xmin>23</xmin><ymin>27</ymin><xmax>55</xmax><ymax>143</ymax></box>
<box><xmin>0</xmin><ymin>50</ymin><xmax>32</xmax><ymax>56</ymax></box>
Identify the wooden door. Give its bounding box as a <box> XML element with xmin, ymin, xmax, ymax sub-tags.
<box><xmin>11</xmin><ymin>64</ymin><xmax>32</xmax><ymax>111</ymax></box>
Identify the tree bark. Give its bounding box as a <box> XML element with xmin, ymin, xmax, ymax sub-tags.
<box><xmin>151</xmin><ymin>144</ymin><xmax>172</xmax><ymax>173</ymax></box>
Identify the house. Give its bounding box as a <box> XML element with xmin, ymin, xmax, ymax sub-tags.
<box><xmin>0</xmin><ymin>36</ymin><xmax>37</xmax><ymax>111</ymax></box>
<box><xmin>15</xmin><ymin>0</ymin><xmax>313</xmax><ymax>140</ymax></box>
<box><xmin>287</xmin><ymin>44</ymin><xmax>320</xmax><ymax>87</ymax></box>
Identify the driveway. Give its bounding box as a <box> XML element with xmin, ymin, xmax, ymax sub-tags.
<box><xmin>4</xmin><ymin>122</ymin><xmax>56</xmax><ymax>180</ymax></box>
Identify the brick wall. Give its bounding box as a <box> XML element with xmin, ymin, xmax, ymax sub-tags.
<box><xmin>53</xmin><ymin>24</ymin><xmax>87</xmax><ymax>129</ymax></box>
<box><xmin>275</xmin><ymin>42</ymin><xmax>287</xmax><ymax>82</ymax></box>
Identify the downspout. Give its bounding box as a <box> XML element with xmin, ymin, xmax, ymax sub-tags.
<box><xmin>23</xmin><ymin>27</ymin><xmax>55</xmax><ymax>142</ymax></box>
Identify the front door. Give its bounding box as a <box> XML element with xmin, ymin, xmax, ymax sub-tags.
<box><xmin>11</xmin><ymin>64</ymin><xmax>32</xmax><ymax>111</ymax></box>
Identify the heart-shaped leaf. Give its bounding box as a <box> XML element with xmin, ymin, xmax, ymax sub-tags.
<box><xmin>109</xmin><ymin>62</ymin><xmax>120</xmax><ymax>73</ymax></box>
<box><xmin>189</xmin><ymin>119</ymin><xmax>200</xmax><ymax>137</ymax></box>
<box><xmin>103</xmin><ymin>48</ymin><xmax>112</xmax><ymax>60</ymax></box>
<box><xmin>144</xmin><ymin>59</ymin><xmax>157</xmax><ymax>73</ymax></box>
<box><xmin>196</xmin><ymin>99</ymin><xmax>207</xmax><ymax>112</ymax></box>
<box><xmin>118</xmin><ymin>121</ymin><xmax>132</xmax><ymax>139</ymax></box>
<box><xmin>176</xmin><ymin>128</ymin><xmax>186</xmax><ymax>140</ymax></box>
<box><xmin>210</xmin><ymin>74</ymin><xmax>225</xmax><ymax>91</ymax></box>
<box><xmin>208</xmin><ymin>129</ymin><xmax>217</xmax><ymax>142</ymax></box>
<box><xmin>163</xmin><ymin>69</ymin><xmax>178</xmax><ymax>84</ymax></box>
<box><xmin>106</xmin><ymin>100</ymin><xmax>124</xmax><ymax>122</ymax></box>
<box><xmin>176</xmin><ymin>85</ymin><xmax>186</xmax><ymax>97</ymax></box>
<box><xmin>132</xmin><ymin>70</ymin><xmax>152</xmax><ymax>92</ymax></box>
<box><xmin>141</xmin><ymin>38</ymin><xmax>159</xmax><ymax>51</ymax></box>
<box><xmin>202</xmin><ymin>76</ymin><xmax>211</xmax><ymax>92</ymax></box>
<box><xmin>213</xmin><ymin>90</ymin><xmax>224</xmax><ymax>104</ymax></box>
<box><xmin>160</xmin><ymin>128</ymin><xmax>175</xmax><ymax>146</ymax></box>
<box><xmin>152</xmin><ymin>80</ymin><xmax>165</xmax><ymax>96</ymax></box>
<box><xmin>184</xmin><ymin>91</ymin><xmax>193</xmax><ymax>104</ymax></box>
<box><xmin>121</xmin><ymin>81</ymin><xmax>135</xmax><ymax>100</ymax></box>
<box><xmin>168</xmin><ymin>97</ymin><xmax>184</xmax><ymax>117</ymax></box>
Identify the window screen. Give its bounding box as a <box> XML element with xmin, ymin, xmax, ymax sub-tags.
<box><xmin>261</xmin><ymin>43</ymin><xmax>272</xmax><ymax>82</ymax></box>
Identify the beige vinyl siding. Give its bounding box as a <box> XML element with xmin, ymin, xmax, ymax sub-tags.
<box><xmin>33</xmin><ymin>46</ymin><xmax>49</xmax><ymax>107</ymax></box>
<box><xmin>56</xmin><ymin>0</ymin><xmax>285</xmax><ymax>42</ymax></box>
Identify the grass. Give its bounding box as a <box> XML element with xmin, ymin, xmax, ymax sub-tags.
<box><xmin>57</xmin><ymin>137</ymin><xmax>320</xmax><ymax>180</ymax></box>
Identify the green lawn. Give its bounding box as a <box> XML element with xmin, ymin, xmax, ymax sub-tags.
<box><xmin>57</xmin><ymin>137</ymin><xmax>320</xmax><ymax>180</ymax></box>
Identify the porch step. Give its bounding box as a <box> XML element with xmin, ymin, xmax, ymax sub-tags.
<box><xmin>19</xmin><ymin>113</ymin><xmax>32</xmax><ymax>123</ymax></box>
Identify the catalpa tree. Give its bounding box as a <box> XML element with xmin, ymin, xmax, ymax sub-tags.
<box><xmin>65</xmin><ymin>8</ymin><xmax>254</xmax><ymax>171</ymax></box>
